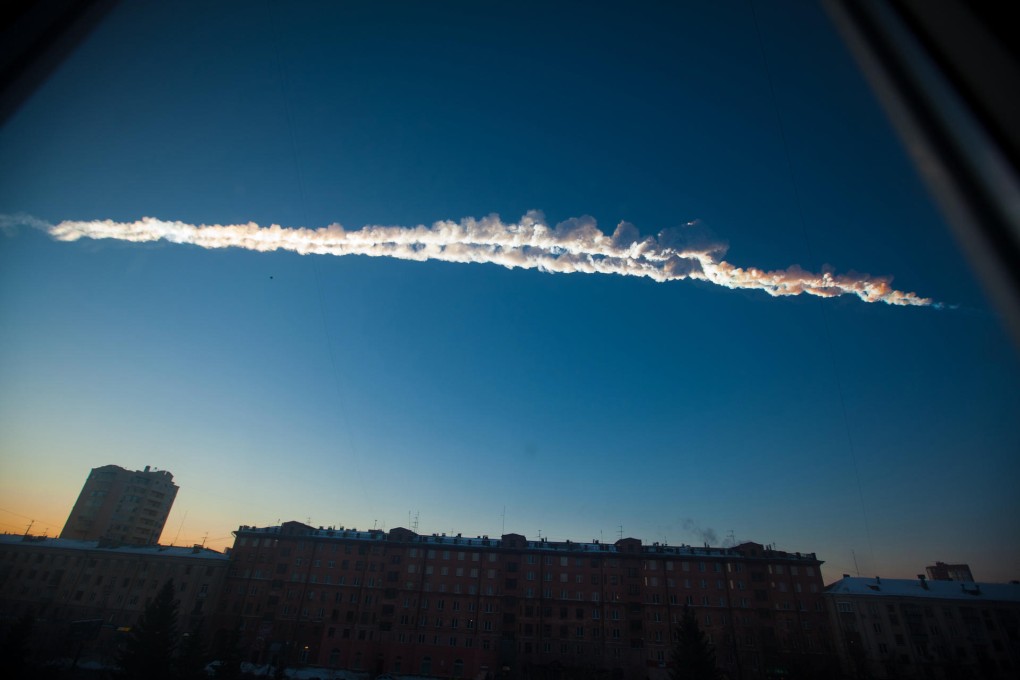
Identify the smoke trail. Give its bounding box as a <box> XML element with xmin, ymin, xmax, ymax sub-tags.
<box><xmin>0</xmin><ymin>212</ymin><xmax>52</xmax><ymax>236</ymax></box>
<box><xmin>680</xmin><ymin>519</ymin><xmax>719</xmax><ymax>546</ymax></box>
<box><xmin>39</xmin><ymin>211</ymin><xmax>933</xmax><ymax>306</ymax></box>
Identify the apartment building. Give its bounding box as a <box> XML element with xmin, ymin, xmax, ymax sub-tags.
<box><xmin>216</xmin><ymin>522</ymin><xmax>834</xmax><ymax>679</ymax></box>
<box><xmin>60</xmin><ymin>464</ymin><xmax>179</xmax><ymax>546</ymax></box>
<box><xmin>825</xmin><ymin>575</ymin><xmax>1020</xmax><ymax>679</ymax></box>
<box><xmin>926</xmin><ymin>562</ymin><xmax>975</xmax><ymax>583</ymax></box>
<box><xmin>0</xmin><ymin>533</ymin><xmax>229</xmax><ymax>667</ymax></box>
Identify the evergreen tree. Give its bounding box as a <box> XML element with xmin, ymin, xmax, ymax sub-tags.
<box><xmin>213</xmin><ymin>627</ymin><xmax>243</xmax><ymax>680</ymax></box>
<box><xmin>119</xmin><ymin>579</ymin><xmax>180</xmax><ymax>680</ymax></box>
<box><xmin>670</xmin><ymin>605</ymin><xmax>719</xmax><ymax>680</ymax></box>
<box><xmin>1</xmin><ymin>612</ymin><xmax>35</xmax><ymax>680</ymax></box>
<box><xmin>178</xmin><ymin>624</ymin><xmax>209</xmax><ymax>680</ymax></box>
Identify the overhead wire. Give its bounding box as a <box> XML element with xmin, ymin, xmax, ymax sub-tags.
<box><xmin>747</xmin><ymin>0</ymin><xmax>876</xmax><ymax>571</ymax></box>
<box><xmin>263</xmin><ymin>0</ymin><xmax>372</xmax><ymax>526</ymax></box>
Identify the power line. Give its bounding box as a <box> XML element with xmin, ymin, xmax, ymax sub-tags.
<box><xmin>0</xmin><ymin>506</ymin><xmax>65</xmax><ymax>528</ymax></box>
<box><xmin>264</xmin><ymin>0</ymin><xmax>373</xmax><ymax>524</ymax></box>
<box><xmin>747</xmin><ymin>0</ymin><xmax>875</xmax><ymax>567</ymax></box>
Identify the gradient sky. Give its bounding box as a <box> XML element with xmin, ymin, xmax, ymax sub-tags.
<box><xmin>1</xmin><ymin>1</ymin><xmax>1017</xmax><ymax>584</ymax></box>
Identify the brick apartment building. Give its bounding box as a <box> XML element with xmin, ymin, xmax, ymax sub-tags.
<box><xmin>60</xmin><ymin>464</ymin><xmax>179</xmax><ymax>546</ymax></box>
<box><xmin>0</xmin><ymin>534</ymin><xmax>229</xmax><ymax>668</ymax></box>
<box><xmin>215</xmin><ymin>522</ymin><xmax>836</xmax><ymax>679</ymax></box>
<box><xmin>825</xmin><ymin>575</ymin><xmax>1020</xmax><ymax>679</ymax></box>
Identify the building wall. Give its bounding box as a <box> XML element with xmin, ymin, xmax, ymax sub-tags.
<box><xmin>0</xmin><ymin>534</ymin><xmax>229</xmax><ymax>667</ymax></box>
<box><xmin>60</xmin><ymin>464</ymin><xmax>179</xmax><ymax>546</ymax></box>
<box><xmin>215</xmin><ymin>523</ymin><xmax>834</xmax><ymax>680</ymax></box>
<box><xmin>926</xmin><ymin>562</ymin><xmax>975</xmax><ymax>583</ymax></box>
<box><xmin>825</xmin><ymin>577</ymin><xmax>1020</xmax><ymax>679</ymax></box>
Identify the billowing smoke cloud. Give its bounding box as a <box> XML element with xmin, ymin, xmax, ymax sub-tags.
<box><xmin>35</xmin><ymin>212</ymin><xmax>933</xmax><ymax>305</ymax></box>
<box><xmin>680</xmin><ymin>519</ymin><xmax>719</xmax><ymax>546</ymax></box>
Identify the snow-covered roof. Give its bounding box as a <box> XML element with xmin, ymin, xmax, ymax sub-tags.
<box><xmin>235</xmin><ymin>523</ymin><xmax>815</xmax><ymax>560</ymax></box>
<box><xmin>0</xmin><ymin>533</ymin><xmax>228</xmax><ymax>560</ymax></box>
<box><xmin>825</xmin><ymin>576</ymin><xmax>1020</xmax><ymax>603</ymax></box>
<box><xmin>235</xmin><ymin>662</ymin><xmax>366</xmax><ymax>680</ymax></box>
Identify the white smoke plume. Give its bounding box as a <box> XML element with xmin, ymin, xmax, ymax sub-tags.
<box><xmin>38</xmin><ymin>211</ymin><xmax>933</xmax><ymax>306</ymax></box>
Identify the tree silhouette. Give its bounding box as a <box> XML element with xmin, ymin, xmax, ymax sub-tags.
<box><xmin>178</xmin><ymin>624</ymin><xmax>209</xmax><ymax>680</ymax></box>
<box><xmin>119</xmin><ymin>579</ymin><xmax>179</xmax><ymax>680</ymax></box>
<box><xmin>213</xmin><ymin>627</ymin><xmax>244</xmax><ymax>680</ymax></box>
<box><xmin>1</xmin><ymin>612</ymin><xmax>35</xmax><ymax>680</ymax></box>
<box><xmin>670</xmin><ymin>606</ymin><xmax>719</xmax><ymax>680</ymax></box>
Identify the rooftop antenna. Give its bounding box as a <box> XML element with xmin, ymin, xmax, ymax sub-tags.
<box><xmin>852</xmin><ymin>550</ymin><xmax>861</xmax><ymax>577</ymax></box>
<box><xmin>201</xmin><ymin>531</ymin><xmax>208</xmax><ymax>548</ymax></box>
<box><xmin>411</xmin><ymin>512</ymin><xmax>419</xmax><ymax>533</ymax></box>
<box><xmin>726</xmin><ymin>530</ymin><xmax>735</xmax><ymax>546</ymax></box>
<box><xmin>617</xmin><ymin>525</ymin><xmax>623</xmax><ymax>541</ymax></box>
<box><xmin>501</xmin><ymin>506</ymin><xmax>506</xmax><ymax>535</ymax></box>
<box><xmin>24</xmin><ymin>519</ymin><xmax>34</xmax><ymax>536</ymax></box>
<box><xmin>373</xmin><ymin>519</ymin><xmax>378</xmax><ymax>530</ymax></box>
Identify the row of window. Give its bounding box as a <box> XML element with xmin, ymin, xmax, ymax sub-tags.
<box><xmin>261</xmin><ymin>561</ymin><xmax>820</xmax><ymax>593</ymax></box>
<box><xmin>232</xmin><ymin>539</ymin><xmax>818</xmax><ymax>580</ymax></box>
<box><xmin>226</xmin><ymin>578</ymin><xmax>823</xmax><ymax>611</ymax></box>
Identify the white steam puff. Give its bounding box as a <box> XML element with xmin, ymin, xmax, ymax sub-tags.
<box><xmin>46</xmin><ymin>211</ymin><xmax>933</xmax><ymax>306</ymax></box>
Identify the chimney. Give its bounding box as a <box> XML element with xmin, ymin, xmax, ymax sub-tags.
<box><xmin>917</xmin><ymin>574</ymin><xmax>929</xmax><ymax>590</ymax></box>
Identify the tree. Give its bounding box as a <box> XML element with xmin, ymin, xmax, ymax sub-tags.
<box><xmin>213</xmin><ymin>626</ymin><xmax>243</xmax><ymax>680</ymax></box>
<box><xmin>670</xmin><ymin>605</ymin><xmax>719</xmax><ymax>680</ymax></box>
<box><xmin>1</xmin><ymin>612</ymin><xmax>35</xmax><ymax>680</ymax></box>
<box><xmin>178</xmin><ymin>624</ymin><xmax>210</xmax><ymax>680</ymax></box>
<box><xmin>119</xmin><ymin>579</ymin><xmax>180</xmax><ymax>680</ymax></box>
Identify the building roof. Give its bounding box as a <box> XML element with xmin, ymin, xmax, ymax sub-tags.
<box><xmin>235</xmin><ymin>522</ymin><xmax>820</xmax><ymax>561</ymax></box>
<box><xmin>0</xmin><ymin>533</ymin><xmax>228</xmax><ymax>560</ymax></box>
<box><xmin>825</xmin><ymin>576</ymin><xmax>1020</xmax><ymax>603</ymax></box>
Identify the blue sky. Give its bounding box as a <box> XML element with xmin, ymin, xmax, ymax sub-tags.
<box><xmin>1</xmin><ymin>0</ymin><xmax>1017</xmax><ymax>583</ymax></box>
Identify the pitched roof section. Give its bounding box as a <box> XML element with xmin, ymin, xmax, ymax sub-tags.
<box><xmin>0</xmin><ymin>533</ymin><xmax>228</xmax><ymax>560</ymax></box>
<box><xmin>825</xmin><ymin>576</ymin><xmax>1020</xmax><ymax>602</ymax></box>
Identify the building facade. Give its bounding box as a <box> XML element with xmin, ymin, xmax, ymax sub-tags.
<box><xmin>60</xmin><ymin>464</ymin><xmax>179</xmax><ymax>545</ymax></box>
<box><xmin>825</xmin><ymin>575</ymin><xmax>1020</xmax><ymax>679</ymax></box>
<box><xmin>0</xmin><ymin>533</ymin><xmax>229</xmax><ymax>668</ymax></box>
<box><xmin>926</xmin><ymin>562</ymin><xmax>975</xmax><ymax>583</ymax></box>
<box><xmin>215</xmin><ymin>522</ymin><xmax>835</xmax><ymax>679</ymax></box>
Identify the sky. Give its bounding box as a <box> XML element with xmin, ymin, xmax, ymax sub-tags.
<box><xmin>1</xmin><ymin>0</ymin><xmax>1017</xmax><ymax>584</ymax></box>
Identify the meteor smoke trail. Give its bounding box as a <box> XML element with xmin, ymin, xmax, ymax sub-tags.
<box><xmin>39</xmin><ymin>212</ymin><xmax>933</xmax><ymax>306</ymax></box>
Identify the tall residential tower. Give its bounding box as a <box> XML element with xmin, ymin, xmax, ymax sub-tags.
<box><xmin>60</xmin><ymin>464</ymin><xmax>178</xmax><ymax>545</ymax></box>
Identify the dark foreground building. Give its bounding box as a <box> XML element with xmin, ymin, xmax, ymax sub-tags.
<box><xmin>215</xmin><ymin>522</ymin><xmax>836</xmax><ymax>679</ymax></box>
<box><xmin>0</xmin><ymin>533</ymin><xmax>229</xmax><ymax>669</ymax></box>
<box><xmin>825</xmin><ymin>575</ymin><xmax>1020</xmax><ymax>679</ymax></box>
